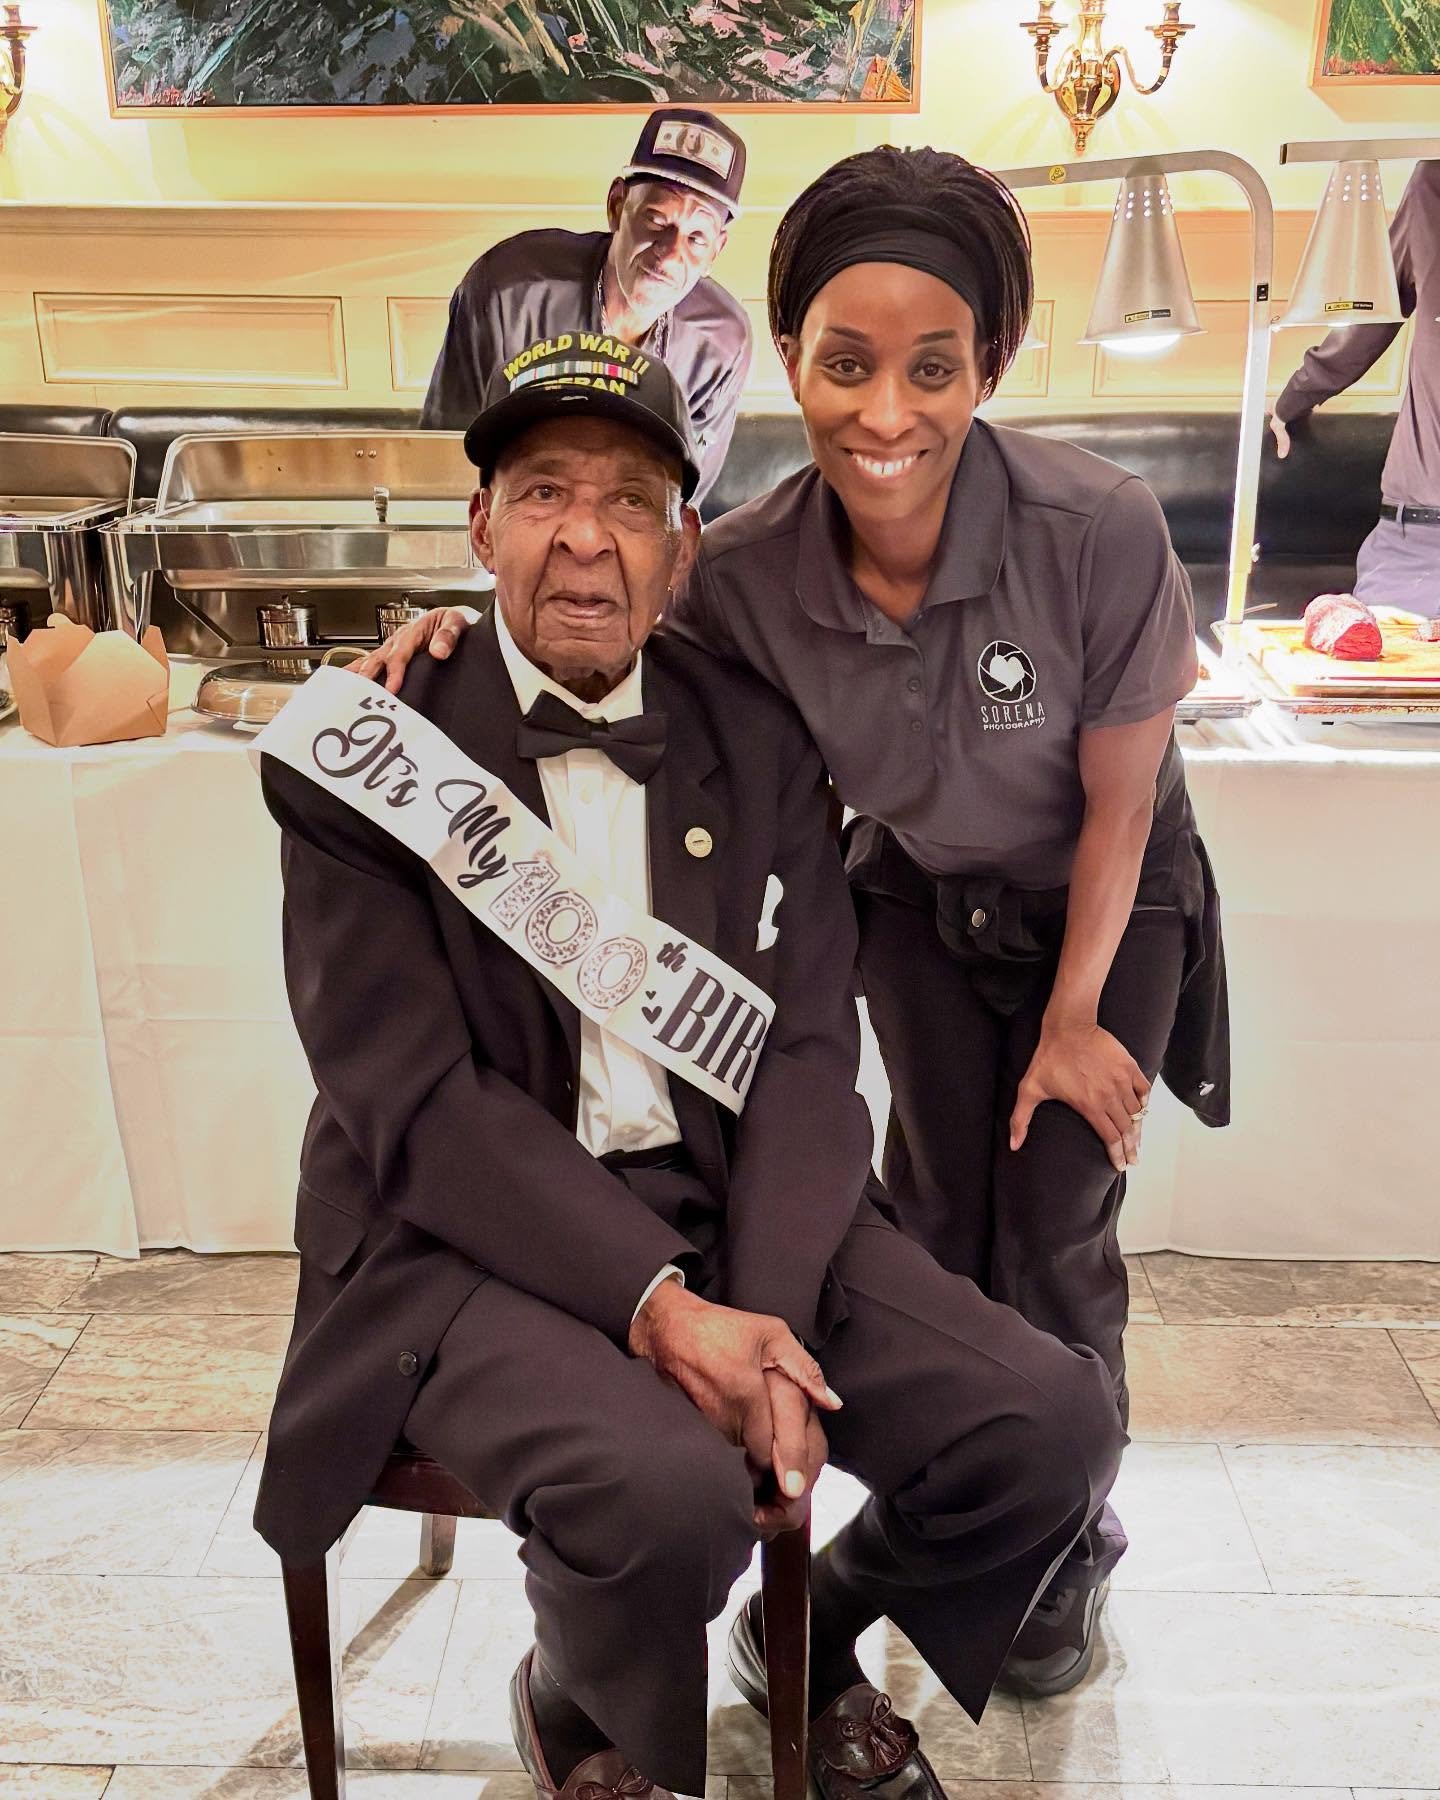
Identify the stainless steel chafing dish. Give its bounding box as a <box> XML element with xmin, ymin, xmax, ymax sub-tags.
<box><xmin>103</xmin><ymin>430</ymin><xmax>488</xmax><ymax>725</ymax></box>
<box><xmin>0</xmin><ymin>435</ymin><xmax>138</xmax><ymax>635</ymax></box>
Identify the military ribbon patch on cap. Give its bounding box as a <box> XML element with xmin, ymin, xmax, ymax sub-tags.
<box><xmin>502</xmin><ymin>332</ymin><xmax>652</xmax><ymax>389</ymax></box>
<box><xmin>510</xmin><ymin>359</ymin><xmax>642</xmax><ymax>394</ymax></box>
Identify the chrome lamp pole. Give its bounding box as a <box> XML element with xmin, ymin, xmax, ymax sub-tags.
<box><xmin>992</xmin><ymin>151</ymin><xmax>1275</xmax><ymax>656</ymax></box>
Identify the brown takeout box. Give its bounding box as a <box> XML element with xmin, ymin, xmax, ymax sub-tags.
<box><xmin>7</xmin><ymin>614</ymin><xmax>169</xmax><ymax>747</ymax></box>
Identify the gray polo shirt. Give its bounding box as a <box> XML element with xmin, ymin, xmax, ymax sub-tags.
<box><xmin>421</xmin><ymin>227</ymin><xmax>752</xmax><ymax>505</ymax></box>
<box><xmin>668</xmin><ymin>419</ymin><xmax>1197</xmax><ymax>890</ymax></box>
<box><xmin>1275</xmin><ymin>160</ymin><xmax>1440</xmax><ymax>508</ymax></box>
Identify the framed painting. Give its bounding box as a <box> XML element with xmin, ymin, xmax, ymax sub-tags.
<box><xmin>99</xmin><ymin>0</ymin><xmax>920</xmax><ymax>113</ymax></box>
<box><xmin>1312</xmin><ymin>0</ymin><xmax>1440</xmax><ymax>83</ymax></box>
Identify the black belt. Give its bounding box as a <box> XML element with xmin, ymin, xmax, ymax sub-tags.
<box><xmin>600</xmin><ymin>1143</ymin><xmax>693</xmax><ymax>1174</ymax></box>
<box><xmin>1380</xmin><ymin>502</ymin><xmax>1440</xmax><ymax>525</ymax></box>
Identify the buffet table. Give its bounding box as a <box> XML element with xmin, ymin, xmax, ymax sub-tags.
<box><xmin>3</xmin><ymin>667</ymin><xmax>1438</xmax><ymax>1259</ymax></box>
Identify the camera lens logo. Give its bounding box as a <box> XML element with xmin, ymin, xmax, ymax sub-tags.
<box><xmin>977</xmin><ymin>641</ymin><xmax>1038</xmax><ymax>703</ymax></box>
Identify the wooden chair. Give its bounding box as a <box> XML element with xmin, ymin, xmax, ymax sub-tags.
<box><xmin>280</xmin><ymin>1444</ymin><xmax>811</xmax><ymax>1800</ymax></box>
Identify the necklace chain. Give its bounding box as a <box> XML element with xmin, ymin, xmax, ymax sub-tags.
<box><xmin>595</xmin><ymin>269</ymin><xmax>671</xmax><ymax>362</ymax></box>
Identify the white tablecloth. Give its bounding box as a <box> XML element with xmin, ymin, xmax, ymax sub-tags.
<box><xmin>3</xmin><ymin>670</ymin><xmax>1437</xmax><ymax>1259</ymax></box>
<box><xmin>1105</xmin><ymin>709</ymin><xmax>1440</xmax><ymax>1259</ymax></box>
<box><xmin>1</xmin><ymin>664</ymin><xmax>313</xmax><ymax>1254</ymax></box>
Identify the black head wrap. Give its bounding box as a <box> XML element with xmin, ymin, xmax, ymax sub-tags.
<box><xmin>772</xmin><ymin>203</ymin><xmax>992</xmax><ymax>342</ymax></box>
<box><xmin>768</xmin><ymin>148</ymin><xmax>1035</xmax><ymax>398</ymax></box>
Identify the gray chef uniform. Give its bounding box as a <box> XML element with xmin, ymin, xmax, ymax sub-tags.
<box><xmin>1275</xmin><ymin>160</ymin><xmax>1440</xmax><ymax>617</ymax></box>
<box><xmin>668</xmin><ymin>415</ymin><xmax>1230</xmax><ymax>1588</ymax></box>
<box><xmin>421</xmin><ymin>111</ymin><xmax>753</xmax><ymax>507</ymax></box>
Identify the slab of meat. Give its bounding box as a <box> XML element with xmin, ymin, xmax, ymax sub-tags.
<box><xmin>1301</xmin><ymin>594</ymin><xmax>1348</xmax><ymax>636</ymax></box>
<box><xmin>1302</xmin><ymin>594</ymin><xmax>1383</xmax><ymax>661</ymax></box>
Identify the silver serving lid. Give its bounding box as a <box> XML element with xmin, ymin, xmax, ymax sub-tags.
<box><xmin>0</xmin><ymin>436</ymin><xmax>138</xmax><ymax>632</ymax></box>
<box><xmin>107</xmin><ymin>434</ymin><xmax>484</xmax><ymax>638</ymax></box>
<box><xmin>193</xmin><ymin>661</ymin><xmax>309</xmax><ymax>728</ymax></box>
<box><xmin>154</xmin><ymin>430</ymin><xmax>473</xmax><ymax>514</ymax></box>
<box><xmin>193</xmin><ymin>643</ymin><xmax>371</xmax><ymax>730</ymax></box>
<box><xmin>0</xmin><ymin>434</ymin><xmax>137</xmax><ymax>525</ymax></box>
<box><xmin>150</xmin><ymin>430</ymin><xmax>476</xmax><ymax>574</ymax></box>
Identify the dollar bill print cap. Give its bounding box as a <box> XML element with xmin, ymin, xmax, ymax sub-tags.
<box><xmin>463</xmin><ymin>330</ymin><xmax>703</xmax><ymax>500</ymax></box>
<box><xmin>621</xmin><ymin>106</ymin><xmax>746</xmax><ymax>218</ymax></box>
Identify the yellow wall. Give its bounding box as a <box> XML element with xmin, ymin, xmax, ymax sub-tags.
<box><xmin>1</xmin><ymin>0</ymin><xmax>1434</xmax><ymax>414</ymax></box>
<box><xmin>2</xmin><ymin>198</ymin><xmax>1413</xmax><ymax>415</ymax></box>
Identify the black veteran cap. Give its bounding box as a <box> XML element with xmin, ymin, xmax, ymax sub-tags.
<box><xmin>463</xmin><ymin>331</ymin><xmax>703</xmax><ymax>500</ymax></box>
<box><xmin>621</xmin><ymin>107</ymin><xmax>746</xmax><ymax>218</ymax></box>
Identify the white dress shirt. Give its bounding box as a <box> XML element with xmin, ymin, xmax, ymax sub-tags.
<box><xmin>494</xmin><ymin>605</ymin><xmax>684</xmax><ymax>1160</ymax></box>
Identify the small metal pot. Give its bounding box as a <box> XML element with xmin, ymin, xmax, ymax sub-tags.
<box><xmin>375</xmin><ymin>599</ymin><xmax>427</xmax><ymax>641</ymax></box>
<box><xmin>256</xmin><ymin>599</ymin><xmax>318</xmax><ymax>678</ymax></box>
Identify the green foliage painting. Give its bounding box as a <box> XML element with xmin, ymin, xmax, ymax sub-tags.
<box><xmin>101</xmin><ymin>0</ymin><xmax>918</xmax><ymax>109</ymax></box>
<box><xmin>1315</xmin><ymin>0</ymin><xmax>1440</xmax><ymax>79</ymax></box>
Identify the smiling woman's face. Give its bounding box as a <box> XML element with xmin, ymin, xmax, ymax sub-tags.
<box><xmin>783</xmin><ymin>262</ymin><xmax>989</xmax><ymax>541</ymax></box>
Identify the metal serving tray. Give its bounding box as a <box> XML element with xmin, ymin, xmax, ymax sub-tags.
<box><xmin>1245</xmin><ymin>654</ymin><xmax>1440</xmax><ymax>725</ymax></box>
<box><xmin>0</xmin><ymin>435</ymin><xmax>138</xmax><ymax>631</ymax></box>
<box><xmin>1174</xmin><ymin>637</ymin><xmax>1260</xmax><ymax>724</ymax></box>
<box><xmin>105</xmin><ymin>431</ymin><xmax>485</xmax><ymax>642</ymax></box>
<box><xmin>1215</xmin><ymin>613</ymin><xmax>1440</xmax><ymax>727</ymax></box>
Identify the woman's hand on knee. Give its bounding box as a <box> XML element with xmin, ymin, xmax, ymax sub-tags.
<box><xmin>1010</xmin><ymin>1022</ymin><xmax>1150</xmax><ymax>1175</ymax></box>
<box><xmin>348</xmin><ymin>606</ymin><xmax>481</xmax><ymax>693</ymax></box>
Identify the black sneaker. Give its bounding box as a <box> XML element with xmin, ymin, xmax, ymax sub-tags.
<box><xmin>996</xmin><ymin>1577</ymin><xmax>1110</xmax><ymax>1698</ymax></box>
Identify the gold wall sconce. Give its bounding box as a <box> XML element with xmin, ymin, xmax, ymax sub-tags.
<box><xmin>1020</xmin><ymin>1</ymin><xmax>1194</xmax><ymax>156</ymax></box>
<box><xmin>0</xmin><ymin>2</ymin><xmax>36</xmax><ymax>151</ymax></box>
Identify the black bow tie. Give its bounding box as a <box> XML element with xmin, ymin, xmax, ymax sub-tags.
<box><xmin>516</xmin><ymin>689</ymin><xmax>668</xmax><ymax>785</ymax></box>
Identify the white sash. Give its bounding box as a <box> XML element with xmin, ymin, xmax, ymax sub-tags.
<box><xmin>251</xmin><ymin>666</ymin><xmax>773</xmax><ymax>1114</ymax></box>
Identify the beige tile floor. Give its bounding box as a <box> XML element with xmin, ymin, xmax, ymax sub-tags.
<box><xmin>0</xmin><ymin>1249</ymin><xmax>1438</xmax><ymax>1798</ymax></box>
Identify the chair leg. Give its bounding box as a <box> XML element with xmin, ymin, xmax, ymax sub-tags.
<box><xmin>281</xmin><ymin>1541</ymin><xmax>347</xmax><ymax>1800</ymax></box>
<box><xmin>418</xmin><ymin>1513</ymin><xmax>457</xmax><ymax>1577</ymax></box>
<box><xmin>761</xmin><ymin>1521</ymin><xmax>810</xmax><ymax>1800</ymax></box>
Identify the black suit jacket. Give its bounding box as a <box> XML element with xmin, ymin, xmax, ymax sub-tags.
<box><xmin>254</xmin><ymin>610</ymin><xmax>874</xmax><ymax>1562</ymax></box>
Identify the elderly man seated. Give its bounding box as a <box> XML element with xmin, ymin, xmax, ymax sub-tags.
<box><xmin>253</xmin><ymin>339</ymin><xmax>1124</xmax><ymax>1800</ymax></box>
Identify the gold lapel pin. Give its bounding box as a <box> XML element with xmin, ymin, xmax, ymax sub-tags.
<box><xmin>684</xmin><ymin>827</ymin><xmax>714</xmax><ymax>859</ymax></box>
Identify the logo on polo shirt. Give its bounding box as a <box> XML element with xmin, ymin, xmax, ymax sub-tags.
<box><xmin>977</xmin><ymin>639</ymin><xmax>1046</xmax><ymax>733</ymax></box>
<box><xmin>978</xmin><ymin>641</ymin><xmax>1037</xmax><ymax>702</ymax></box>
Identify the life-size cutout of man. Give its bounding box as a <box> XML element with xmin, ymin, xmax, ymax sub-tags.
<box><xmin>421</xmin><ymin>105</ymin><xmax>752</xmax><ymax>508</ymax></box>
<box><xmin>253</xmin><ymin>338</ymin><xmax>1125</xmax><ymax>1800</ymax></box>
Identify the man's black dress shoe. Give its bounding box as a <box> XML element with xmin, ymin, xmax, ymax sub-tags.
<box><xmin>510</xmin><ymin>1648</ymin><xmax>672</xmax><ymax>1800</ymax></box>
<box><xmin>996</xmin><ymin>1576</ymin><xmax>1110</xmax><ymax>1698</ymax></box>
<box><xmin>727</xmin><ymin>1602</ymin><xmax>948</xmax><ymax>1800</ymax></box>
